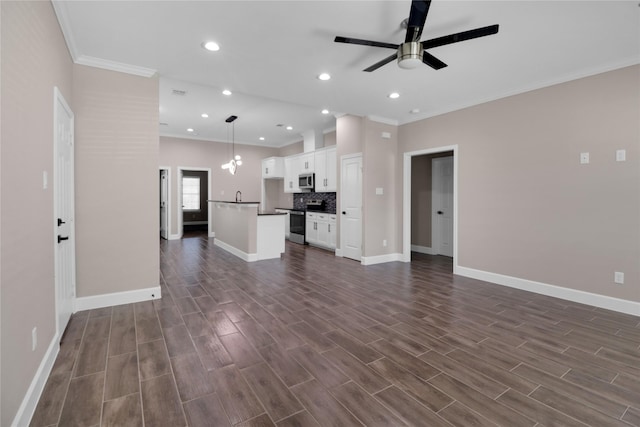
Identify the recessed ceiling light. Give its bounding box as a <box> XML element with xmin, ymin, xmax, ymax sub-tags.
<box><xmin>259</xmin><ymin>137</ymin><xmax>265</xmax><ymax>141</ymax></box>
<box><xmin>286</xmin><ymin>126</ymin><xmax>293</xmax><ymax>131</ymax></box>
<box><xmin>388</xmin><ymin>92</ymin><xmax>400</xmax><ymax>99</ymax></box>
<box><xmin>222</xmin><ymin>89</ymin><xmax>232</xmax><ymax>96</ymax></box>
<box><xmin>201</xmin><ymin>113</ymin><xmax>209</xmax><ymax>118</ymax></box>
<box><xmin>202</xmin><ymin>41</ymin><xmax>220</xmax><ymax>52</ymax></box>
<box><xmin>187</xmin><ymin>128</ymin><xmax>194</xmax><ymax>132</ymax></box>
<box><xmin>321</xmin><ymin>109</ymin><xmax>329</xmax><ymax>115</ymax></box>
<box><xmin>318</xmin><ymin>73</ymin><xmax>331</xmax><ymax>81</ymax></box>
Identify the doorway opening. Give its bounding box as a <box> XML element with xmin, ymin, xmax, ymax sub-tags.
<box><xmin>402</xmin><ymin>146</ymin><xmax>458</xmax><ymax>271</ymax></box>
<box><xmin>159</xmin><ymin>167</ymin><xmax>170</xmax><ymax>240</ymax></box>
<box><xmin>177</xmin><ymin>167</ymin><xmax>212</xmax><ymax>238</ymax></box>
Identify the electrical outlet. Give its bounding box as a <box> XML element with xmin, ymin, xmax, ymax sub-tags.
<box><xmin>614</xmin><ymin>272</ymin><xmax>624</xmax><ymax>284</ymax></box>
<box><xmin>32</xmin><ymin>327</ymin><xmax>37</xmax><ymax>351</ymax></box>
<box><xmin>383</xmin><ymin>239</ymin><xmax>387</xmax><ymax>247</ymax></box>
<box><xmin>580</xmin><ymin>152</ymin><xmax>590</xmax><ymax>164</ymax></box>
<box><xmin>616</xmin><ymin>149</ymin><xmax>626</xmax><ymax>162</ymax></box>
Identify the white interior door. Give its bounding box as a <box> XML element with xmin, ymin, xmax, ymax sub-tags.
<box><xmin>54</xmin><ymin>87</ymin><xmax>76</xmax><ymax>337</ymax></box>
<box><xmin>160</xmin><ymin>169</ymin><xmax>168</xmax><ymax>239</ymax></box>
<box><xmin>340</xmin><ymin>154</ymin><xmax>362</xmax><ymax>261</ymax></box>
<box><xmin>432</xmin><ymin>156</ymin><xmax>454</xmax><ymax>257</ymax></box>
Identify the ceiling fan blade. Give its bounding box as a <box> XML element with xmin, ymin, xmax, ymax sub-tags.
<box><xmin>422</xmin><ymin>51</ymin><xmax>447</xmax><ymax>70</ymax></box>
<box><xmin>334</xmin><ymin>36</ymin><xmax>398</xmax><ymax>50</ymax></box>
<box><xmin>363</xmin><ymin>53</ymin><xmax>398</xmax><ymax>72</ymax></box>
<box><xmin>405</xmin><ymin>0</ymin><xmax>432</xmax><ymax>42</ymax></box>
<box><xmin>421</xmin><ymin>24</ymin><xmax>499</xmax><ymax>50</ymax></box>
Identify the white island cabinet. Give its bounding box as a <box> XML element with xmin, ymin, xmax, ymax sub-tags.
<box><xmin>210</xmin><ymin>201</ymin><xmax>285</xmax><ymax>261</ymax></box>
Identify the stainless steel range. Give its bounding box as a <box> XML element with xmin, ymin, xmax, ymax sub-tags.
<box><xmin>289</xmin><ymin>199</ymin><xmax>326</xmax><ymax>244</ymax></box>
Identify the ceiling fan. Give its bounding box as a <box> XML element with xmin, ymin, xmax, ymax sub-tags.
<box><xmin>334</xmin><ymin>0</ymin><xmax>499</xmax><ymax>72</ymax></box>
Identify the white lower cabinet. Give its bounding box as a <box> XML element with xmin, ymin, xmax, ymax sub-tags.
<box><xmin>305</xmin><ymin>212</ymin><xmax>336</xmax><ymax>250</ymax></box>
<box><xmin>274</xmin><ymin>209</ymin><xmax>290</xmax><ymax>239</ymax></box>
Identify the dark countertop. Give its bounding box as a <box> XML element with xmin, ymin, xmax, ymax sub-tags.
<box><xmin>258</xmin><ymin>212</ymin><xmax>287</xmax><ymax>216</ymax></box>
<box><xmin>207</xmin><ymin>200</ymin><xmax>260</xmax><ymax>204</ymax></box>
<box><xmin>275</xmin><ymin>207</ymin><xmax>336</xmax><ymax>214</ymax></box>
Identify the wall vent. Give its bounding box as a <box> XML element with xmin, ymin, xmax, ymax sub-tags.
<box><xmin>172</xmin><ymin>89</ymin><xmax>187</xmax><ymax>96</ymax></box>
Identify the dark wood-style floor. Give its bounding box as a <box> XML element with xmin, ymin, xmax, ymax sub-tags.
<box><xmin>31</xmin><ymin>232</ymin><xmax>640</xmax><ymax>427</ymax></box>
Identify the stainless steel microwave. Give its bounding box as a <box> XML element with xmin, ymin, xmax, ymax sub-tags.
<box><xmin>298</xmin><ymin>173</ymin><xmax>314</xmax><ymax>190</ymax></box>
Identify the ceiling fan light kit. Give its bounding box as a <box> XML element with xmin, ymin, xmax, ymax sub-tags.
<box><xmin>334</xmin><ymin>0</ymin><xmax>499</xmax><ymax>72</ymax></box>
<box><xmin>398</xmin><ymin>42</ymin><xmax>423</xmax><ymax>69</ymax></box>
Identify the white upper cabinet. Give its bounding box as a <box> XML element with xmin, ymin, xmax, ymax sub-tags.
<box><xmin>284</xmin><ymin>155</ymin><xmax>300</xmax><ymax>193</ymax></box>
<box><xmin>262</xmin><ymin>157</ymin><xmax>284</xmax><ymax>179</ymax></box>
<box><xmin>299</xmin><ymin>152</ymin><xmax>314</xmax><ymax>173</ymax></box>
<box><xmin>314</xmin><ymin>147</ymin><xmax>336</xmax><ymax>192</ymax></box>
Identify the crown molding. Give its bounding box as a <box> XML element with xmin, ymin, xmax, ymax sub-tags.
<box><xmin>75</xmin><ymin>55</ymin><xmax>157</xmax><ymax>78</ymax></box>
<box><xmin>366</xmin><ymin>115</ymin><xmax>399</xmax><ymax>126</ymax></box>
<box><xmin>51</xmin><ymin>0</ymin><xmax>79</xmax><ymax>60</ymax></box>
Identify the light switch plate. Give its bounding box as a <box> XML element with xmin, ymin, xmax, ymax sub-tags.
<box><xmin>616</xmin><ymin>149</ymin><xmax>626</xmax><ymax>162</ymax></box>
<box><xmin>614</xmin><ymin>272</ymin><xmax>624</xmax><ymax>284</ymax></box>
<box><xmin>580</xmin><ymin>152</ymin><xmax>589</xmax><ymax>164</ymax></box>
<box><xmin>376</xmin><ymin>187</ymin><xmax>383</xmax><ymax>195</ymax></box>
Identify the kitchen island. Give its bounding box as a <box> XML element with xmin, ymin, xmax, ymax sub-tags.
<box><xmin>209</xmin><ymin>201</ymin><xmax>286</xmax><ymax>261</ymax></box>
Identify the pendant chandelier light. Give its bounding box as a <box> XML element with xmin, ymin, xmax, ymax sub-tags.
<box><xmin>221</xmin><ymin>115</ymin><xmax>242</xmax><ymax>175</ymax></box>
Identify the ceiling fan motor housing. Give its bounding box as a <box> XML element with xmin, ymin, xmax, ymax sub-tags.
<box><xmin>398</xmin><ymin>42</ymin><xmax>423</xmax><ymax>69</ymax></box>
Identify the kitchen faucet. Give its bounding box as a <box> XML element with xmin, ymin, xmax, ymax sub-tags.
<box><xmin>235</xmin><ymin>191</ymin><xmax>242</xmax><ymax>202</ymax></box>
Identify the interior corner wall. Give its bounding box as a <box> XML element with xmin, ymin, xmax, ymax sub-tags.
<box><xmin>0</xmin><ymin>1</ymin><xmax>73</xmax><ymax>425</ymax></box>
<box><xmin>362</xmin><ymin>118</ymin><xmax>399</xmax><ymax>257</ymax></box>
<box><xmin>73</xmin><ymin>64</ymin><xmax>160</xmax><ymax>298</ymax></box>
<box><xmin>399</xmin><ymin>65</ymin><xmax>640</xmax><ymax>303</ymax></box>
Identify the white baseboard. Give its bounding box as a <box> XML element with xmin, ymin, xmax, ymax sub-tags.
<box><xmin>411</xmin><ymin>244</ymin><xmax>436</xmax><ymax>255</ymax></box>
<box><xmin>11</xmin><ymin>333</ymin><xmax>60</xmax><ymax>427</ymax></box>
<box><xmin>168</xmin><ymin>234</ymin><xmax>181</xmax><ymax>240</ymax></box>
<box><xmin>214</xmin><ymin>239</ymin><xmax>258</xmax><ymax>262</ymax></box>
<box><xmin>361</xmin><ymin>253</ymin><xmax>403</xmax><ymax>266</ymax></box>
<box><xmin>456</xmin><ymin>266</ymin><xmax>640</xmax><ymax>317</ymax></box>
<box><xmin>334</xmin><ymin>248</ymin><xmax>343</xmax><ymax>257</ymax></box>
<box><xmin>75</xmin><ymin>286</ymin><xmax>161</xmax><ymax>312</ymax></box>
<box><xmin>209</xmin><ymin>231</ymin><xmax>215</xmax><ymax>238</ymax></box>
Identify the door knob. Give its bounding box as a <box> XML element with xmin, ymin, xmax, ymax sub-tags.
<box><xmin>342</xmin><ymin>211</ymin><xmax>346</xmax><ymax>215</ymax></box>
<box><xmin>57</xmin><ymin>218</ymin><xmax>66</xmax><ymax>226</ymax></box>
<box><xmin>57</xmin><ymin>235</ymin><xmax>69</xmax><ymax>243</ymax></box>
<box><xmin>437</xmin><ymin>211</ymin><xmax>443</xmax><ymax>215</ymax></box>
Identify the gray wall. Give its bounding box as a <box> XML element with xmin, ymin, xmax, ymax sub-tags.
<box><xmin>1</xmin><ymin>2</ymin><xmax>73</xmax><ymax>424</ymax></box>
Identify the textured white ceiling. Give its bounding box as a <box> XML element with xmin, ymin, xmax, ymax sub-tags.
<box><xmin>53</xmin><ymin>1</ymin><xmax>640</xmax><ymax>147</ymax></box>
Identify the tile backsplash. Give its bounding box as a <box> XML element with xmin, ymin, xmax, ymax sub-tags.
<box><xmin>293</xmin><ymin>192</ymin><xmax>336</xmax><ymax>213</ymax></box>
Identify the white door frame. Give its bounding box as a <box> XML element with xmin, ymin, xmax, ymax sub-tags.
<box><xmin>402</xmin><ymin>145</ymin><xmax>458</xmax><ymax>270</ymax></box>
<box><xmin>159</xmin><ymin>166</ymin><xmax>171</xmax><ymax>240</ymax></box>
<box><xmin>339</xmin><ymin>152</ymin><xmax>363</xmax><ymax>261</ymax></box>
<box><xmin>177</xmin><ymin>166</ymin><xmax>212</xmax><ymax>238</ymax></box>
<box><xmin>53</xmin><ymin>86</ymin><xmax>76</xmax><ymax>336</ymax></box>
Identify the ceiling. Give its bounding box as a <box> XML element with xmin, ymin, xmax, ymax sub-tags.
<box><xmin>53</xmin><ymin>1</ymin><xmax>639</xmax><ymax>148</ymax></box>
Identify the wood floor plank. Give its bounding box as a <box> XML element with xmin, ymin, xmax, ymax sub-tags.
<box><xmin>211</xmin><ymin>365</ymin><xmax>266</xmax><ymax>425</ymax></box>
<box><xmin>193</xmin><ymin>332</ymin><xmax>234</xmax><ymax>370</ymax></box>
<box><xmin>529</xmin><ymin>386</ymin><xmax>631</xmax><ymax>427</ymax></box>
<box><xmin>325</xmin><ymin>329</ymin><xmax>382</xmax><ymax>363</ymax></box>
<box><xmin>436</xmin><ymin>400</ymin><xmax>498</xmax><ymax>427</ymax></box>
<box><xmin>257</xmin><ymin>344</ymin><xmax>312</xmax><ymax>387</ymax></box>
<box><xmin>235</xmin><ymin>318</ymin><xmax>277</xmax><ymax>348</ymax></box>
<box><xmin>369</xmin><ymin>339</ymin><xmax>440</xmax><ymax>382</ymax></box>
<box><xmin>140</xmin><ymin>373</ymin><xmax>187</xmax><ymax>427</ymax></box>
<box><xmin>182</xmin><ymin>393</ymin><xmax>231</xmax><ymax>427</ymax></box>
<box><xmin>321</xmin><ymin>346</ymin><xmax>390</xmax><ymax>394</ymax></box>
<box><xmin>109</xmin><ymin>324</ymin><xmax>137</xmax><ymax>357</ymax></box>
<box><xmin>207</xmin><ymin>310</ymin><xmax>240</xmax><ymax>336</ymax></box>
<box><xmin>156</xmin><ymin>306</ymin><xmax>184</xmax><ymax>329</ymax></box>
<box><xmin>496</xmin><ymin>389</ymin><xmax>589</xmax><ymax>427</ymax></box>
<box><xmin>331</xmin><ymin>381</ymin><xmax>407</xmax><ymax>426</ymax></box>
<box><xmin>102</xmin><ymin>393</ymin><xmax>143</xmax><ymax>427</ymax></box>
<box><xmin>163</xmin><ymin>324</ymin><xmax>196</xmax><ymax>357</ymax></box>
<box><xmin>290</xmin><ymin>379</ymin><xmax>363</xmax><ymax>427</ymax></box>
<box><xmin>241</xmin><ymin>362</ymin><xmax>303</xmax><ymax>422</ymax></box>
<box><xmin>289</xmin><ymin>321</ymin><xmax>337</xmax><ymax>351</ymax></box>
<box><xmin>289</xmin><ymin>345</ymin><xmax>350</xmax><ymax>389</ymax></box>
<box><xmin>235</xmin><ymin>413</ymin><xmax>277</xmax><ymax>427</ymax></box>
<box><xmin>74</xmin><ymin>337</ymin><xmax>108</xmax><ymax>377</ymax></box>
<box><xmin>219</xmin><ymin>332</ymin><xmax>263</xmax><ymax>368</ymax></box>
<box><xmin>58</xmin><ymin>372</ymin><xmax>105</xmax><ymax>427</ymax></box>
<box><xmin>373</xmin><ymin>386</ymin><xmax>453</xmax><ymax>427</ymax></box>
<box><xmin>182</xmin><ymin>312</ymin><xmax>212</xmax><ymax>338</ymax></box>
<box><xmin>104</xmin><ymin>352</ymin><xmax>139</xmax><ymax>401</ymax></box>
<box><xmin>276</xmin><ymin>410</ymin><xmax>321</xmax><ymax>427</ymax></box>
<box><xmin>138</xmin><ymin>339</ymin><xmax>171</xmax><ymax>381</ymax></box>
<box><xmin>171</xmin><ymin>352</ymin><xmax>215</xmax><ymax>402</ymax></box>
<box><xmin>369</xmin><ymin>357</ymin><xmax>452</xmax><ymax>412</ymax></box>
<box><xmin>29</xmin><ymin>371</ymin><xmax>71</xmax><ymax>427</ymax></box>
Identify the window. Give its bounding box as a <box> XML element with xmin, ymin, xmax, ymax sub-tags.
<box><xmin>182</xmin><ymin>176</ymin><xmax>201</xmax><ymax>211</ymax></box>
